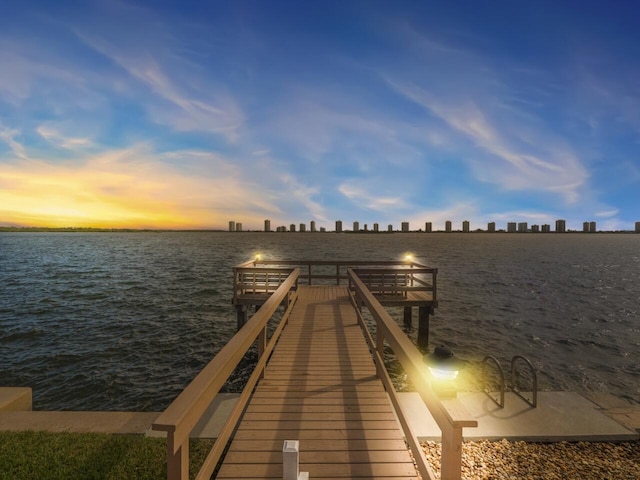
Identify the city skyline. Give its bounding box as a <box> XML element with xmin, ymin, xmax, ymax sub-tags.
<box><xmin>1</xmin><ymin>1</ymin><xmax>639</xmax><ymax>230</ymax></box>
<box><xmin>227</xmin><ymin>218</ymin><xmax>640</xmax><ymax>233</ymax></box>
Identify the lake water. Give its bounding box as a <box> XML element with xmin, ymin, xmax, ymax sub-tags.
<box><xmin>1</xmin><ymin>232</ymin><xmax>638</xmax><ymax>410</ymax></box>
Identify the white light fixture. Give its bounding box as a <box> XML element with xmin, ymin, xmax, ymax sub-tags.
<box><xmin>424</xmin><ymin>345</ymin><xmax>465</xmax><ymax>381</ymax></box>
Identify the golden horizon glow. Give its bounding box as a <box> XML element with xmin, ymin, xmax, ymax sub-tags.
<box><xmin>0</xmin><ymin>148</ymin><xmax>281</xmax><ymax>230</ymax></box>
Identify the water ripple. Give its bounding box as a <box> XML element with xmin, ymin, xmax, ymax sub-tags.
<box><xmin>1</xmin><ymin>232</ymin><xmax>639</xmax><ymax>409</ymax></box>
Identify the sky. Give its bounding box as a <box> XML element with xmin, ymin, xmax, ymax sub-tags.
<box><xmin>1</xmin><ymin>0</ymin><xmax>639</xmax><ymax>231</ymax></box>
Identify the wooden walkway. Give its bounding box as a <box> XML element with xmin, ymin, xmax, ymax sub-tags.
<box><xmin>217</xmin><ymin>285</ymin><xmax>418</xmax><ymax>479</ymax></box>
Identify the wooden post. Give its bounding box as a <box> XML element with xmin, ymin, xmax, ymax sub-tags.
<box><xmin>418</xmin><ymin>306</ymin><xmax>430</xmax><ymax>350</ymax></box>
<box><xmin>403</xmin><ymin>306</ymin><xmax>412</xmax><ymax>330</ymax></box>
<box><xmin>441</xmin><ymin>426</ymin><xmax>463</xmax><ymax>480</ymax></box>
<box><xmin>236</xmin><ymin>305</ymin><xmax>248</xmax><ymax>330</ymax></box>
<box><xmin>166</xmin><ymin>435</ymin><xmax>189</xmax><ymax>480</ymax></box>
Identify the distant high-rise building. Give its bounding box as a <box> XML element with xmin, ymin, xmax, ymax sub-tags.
<box><xmin>388</xmin><ymin>224</ymin><xmax>393</xmax><ymax>232</ymax></box>
<box><xmin>310</xmin><ymin>221</ymin><xmax>316</xmax><ymax>232</ymax></box>
<box><xmin>445</xmin><ymin>221</ymin><xmax>452</xmax><ymax>233</ymax></box>
<box><xmin>555</xmin><ymin>219</ymin><xmax>566</xmax><ymax>233</ymax></box>
<box><xmin>507</xmin><ymin>222</ymin><xmax>517</xmax><ymax>233</ymax></box>
<box><xmin>583</xmin><ymin>222</ymin><xmax>589</xmax><ymax>233</ymax></box>
<box><xmin>229</xmin><ymin>221</ymin><xmax>235</xmax><ymax>232</ymax></box>
<box><xmin>425</xmin><ymin>222</ymin><xmax>432</xmax><ymax>233</ymax></box>
<box><xmin>320</xmin><ymin>227</ymin><xmax>326</xmax><ymax>232</ymax></box>
<box><xmin>289</xmin><ymin>224</ymin><xmax>296</xmax><ymax>232</ymax></box>
<box><xmin>487</xmin><ymin>222</ymin><xmax>496</xmax><ymax>233</ymax></box>
<box><xmin>299</xmin><ymin>223</ymin><xmax>306</xmax><ymax>232</ymax></box>
<box><xmin>542</xmin><ymin>224</ymin><xmax>551</xmax><ymax>233</ymax></box>
<box><xmin>353</xmin><ymin>221</ymin><xmax>360</xmax><ymax>232</ymax></box>
<box><xmin>636</xmin><ymin>222</ymin><xmax>640</xmax><ymax>233</ymax></box>
<box><xmin>335</xmin><ymin>220</ymin><xmax>343</xmax><ymax>233</ymax></box>
<box><xmin>462</xmin><ymin>220</ymin><xmax>470</xmax><ymax>233</ymax></box>
<box><xmin>589</xmin><ymin>221</ymin><xmax>596</xmax><ymax>233</ymax></box>
<box><xmin>264</xmin><ymin>219</ymin><xmax>271</xmax><ymax>232</ymax></box>
<box><xmin>518</xmin><ymin>222</ymin><xmax>528</xmax><ymax>233</ymax></box>
<box><xmin>531</xmin><ymin>224</ymin><xmax>540</xmax><ymax>233</ymax></box>
<box><xmin>401</xmin><ymin>222</ymin><xmax>409</xmax><ymax>233</ymax></box>
<box><xmin>373</xmin><ymin>223</ymin><xmax>379</xmax><ymax>232</ymax></box>
<box><xmin>235</xmin><ymin>222</ymin><xmax>242</xmax><ymax>232</ymax></box>
<box><xmin>364</xmin><ymin>224</ymin><xmax>368</xmax><ymax>232</ymax></box>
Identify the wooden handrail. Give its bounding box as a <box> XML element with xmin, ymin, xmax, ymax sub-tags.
<box><xmin>234</xmin><ymin>260</ymin><xmax>438</xmax><ymax>306</ymax></box>
<box><xmin>348</xmin><ymin>268</ymin><xmax>476</xmax><ymax>480</ymax></box>
<box><xmin>153</xmin><ymin>269</ymin><xmax>300</xmax><ymax>480</ymax></box>
<box><xmin>348</xmin><ymin>288</ymin><xmax>438</xmax><ymax>480</ymax></box>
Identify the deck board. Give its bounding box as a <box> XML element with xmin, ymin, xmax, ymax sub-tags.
<box><xmin>218</xmin><ymin>285</ymin><xmax>417</xmax><ymax>479</ymax></box>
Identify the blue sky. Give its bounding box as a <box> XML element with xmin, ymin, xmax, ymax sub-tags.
<box><xmin>1</xmin><ymin>0</ymin><xmax>639</xmax><ymax>230</ymax></box>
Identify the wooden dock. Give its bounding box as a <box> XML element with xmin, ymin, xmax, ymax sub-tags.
<box><xmin>153</xmin><ymin>263</ymin><xmax>476</xmax><ymax>480</ymax></box>
<box><xmin>217</xmin><ymin>285</ymin><xmax>418</xmax><ymax>479</ymax></box>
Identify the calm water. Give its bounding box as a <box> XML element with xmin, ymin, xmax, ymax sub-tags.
<box><xmin>1</xmin><ymin>232</ymin><xmax>638</xmax><ymax>410</ymax></box>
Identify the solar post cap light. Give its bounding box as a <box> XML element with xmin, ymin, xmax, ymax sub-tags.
<box><xmin>424</xmin><ymin>346</ymin><xmax>467</xmax><ymax>399</ymax></box>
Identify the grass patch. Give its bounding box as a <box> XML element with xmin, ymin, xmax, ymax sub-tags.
<box><xmin>0</xmin><ymin>431</ymin><xmax>214</xmax><ymax>480</ymax></box>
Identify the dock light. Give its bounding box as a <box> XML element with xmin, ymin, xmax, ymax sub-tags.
<box><xmin>255</xmin><ymin>253</ymin><xmax>262</xmax><ymax>261</ymax></box>
<box><xmin>404</xmin><ymin>253</ymin><xmax>414</xmax><ymax>263</ymax></box>
<box><xmin>424</xmin><ymin>345</ymin><xmax>466</xmax><ymax>380</ymax></box>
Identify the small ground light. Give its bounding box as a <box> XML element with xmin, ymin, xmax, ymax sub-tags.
<box><xmin>404</xmin><ymin>253</ymin><xmax>414</xmax><ymax>262</ymax></box>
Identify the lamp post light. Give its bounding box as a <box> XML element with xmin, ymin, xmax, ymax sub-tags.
<box><xmin>424</xmin><ymin>345</ymin><xmax>466</xmax><ymax>397</ymax></box>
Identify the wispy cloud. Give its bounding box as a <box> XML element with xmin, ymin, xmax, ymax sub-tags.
<box><xmin>74</xmin><ymin>24</ymin><xmax>244</xmax><ymax>142</ymax></box>
<box><xmin>381</xmin><ymin>75</ymin><xmax>589</xmax><ymax>204</ymax></box>
<box><xmin>264</xmin><ymin>91</ymin><xmax>421</xmax><ymax>167</ymax></box>
<box><xmin>0</xmin><ymin>39</ymin><xmax>86</xmax><ymax>106</ymax></box>
<box><xmin>279</xmin><ymin>174</ymin><xmax>328</xmax><ymax>222</ymax></box>
<box><xmin>338</xmin><ymin>182</ymin><xmax>406</xmax><ymax>212</ymax></box>
<box><xmin>0</xmin><ymin>125</ymin><xmax>29</xmax><ymax>160</ymax></box>
<box><xmin>37</xmin><ymin>125</ymin><xmax>93</xmax><ymax>150</ymax></box>
<box><xmin>595</xmin><ymin>209</ymin><xmax>619</xmax><ymax>218</ymax></box>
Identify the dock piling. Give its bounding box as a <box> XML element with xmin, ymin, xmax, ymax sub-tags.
<box><xmin>403</xmin><ymin>306</ymin><xmax>412</xmax><ymax>329</ymax></box>
<box><xmin>236</xmin><ymin>305</ymin><xmax>248</xmax><ymax>330</ymax></box>
<box><xmin>418</xmin><ymin>306</ymin><xmax>430</xmax><ymax>350</ymax></box>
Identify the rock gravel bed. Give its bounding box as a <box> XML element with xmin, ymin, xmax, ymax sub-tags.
<box><xmin>422</xmin><ymin>439</ymin><xmax>640</xmax><ymax>480</ymax></box>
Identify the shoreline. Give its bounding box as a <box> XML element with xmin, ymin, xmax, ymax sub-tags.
<box><xmin>1</xmin><ymin>227</ymin><xmax>639</xmax><ymax>234</ymax></box>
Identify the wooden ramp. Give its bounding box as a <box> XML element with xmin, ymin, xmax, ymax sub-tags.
<box><xmin>217</xmin><ymin>285</ymin><xmax>418</xmax><ymax>479</ymax></box>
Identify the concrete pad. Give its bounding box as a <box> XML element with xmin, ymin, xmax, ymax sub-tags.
<box><xmin>582</xmin><ymin>392</ymin><xmax>634</xmax><ymax>409</ymax></box>
<box><xmin>0</xmin><ymin>411</ymin><xmax>160</xmax><ymax>434</ymax></box>
<box><xmin>398</xmin><ymin>391</ymin><xmax>639</xmax><ymax>442</ymax></box>
<box><xmin>581</xmin><ymin>393</ymin><xmax>640</xmax><ymax>433</ymax></box>
<box><xmin>0</xmin><ymin>387</ymin><xmax>32</xmax><ymax>411</ymax></box>
<box><xmin>600</xmin><ymin>407</ymin><xmax>640</xmax><ymax>434</ymax></box>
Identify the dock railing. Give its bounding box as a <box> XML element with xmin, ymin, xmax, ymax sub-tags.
<box><xmin>152</xmin><ymin>269</ymin><xmax>300</xmax><ymax>480</ymax></box>
<box><xmin>348</xmin><ymin>268</ymin><xmax>477</xmax><ymax>480</ymax></box>
<box><xmin>233</xmin><ymin>259</ymin><xmax>437</xmax><ymax>306</ymax></box>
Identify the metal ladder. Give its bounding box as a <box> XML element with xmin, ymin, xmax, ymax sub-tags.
<box><xmin>481</xmin><ymin>355</ymin><xmax>538</xmax><ymax>408</ymax></box>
